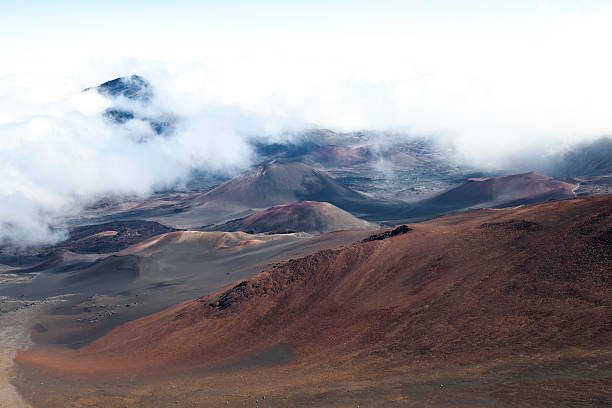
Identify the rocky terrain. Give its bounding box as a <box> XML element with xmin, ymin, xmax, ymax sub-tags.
<box><xmin>12</xmin><ymin>195</ymin><xmax>612</xmax><ymax>407</ymax></box>
<box><xmin>3</xmin><ymin>74</ymin><xmax>612</xmax><ymax>408</ymax></box>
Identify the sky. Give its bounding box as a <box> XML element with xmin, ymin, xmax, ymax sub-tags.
<box><xmin>3</xmin><ymin>1</ymin><xmax>611</xmax><ymax>134</ymax></box>
<box><xmin>1</xmin><ymin>1</ymin><xmax>612</xmax><ymax>247</ymax></box>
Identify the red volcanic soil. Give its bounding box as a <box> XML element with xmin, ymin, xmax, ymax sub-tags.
<box><xmin>413</xmin><ymin>171</ymin><xmax>575</xmax><ymax>214</ymax></box>
<box><xmin>18</xmin><ymin>195</ymin><xmax>612</xmax><ymax>380</ymax></box>
<box><xmin>214</xmin><ymin>201</ymin><xmax>377</xmax><ymax>234</ymax></box>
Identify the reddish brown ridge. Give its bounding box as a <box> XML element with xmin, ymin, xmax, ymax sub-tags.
<box><xmin>17</xmin><ymin>195</ymin><xmax>612</xmax><ymax>377</ymax></box>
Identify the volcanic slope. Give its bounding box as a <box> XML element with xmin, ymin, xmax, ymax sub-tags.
<box><xmin>17</xmin><ymin>195</ymin><xmax>612</xmax><ymax>408</ymax></box>
<box><xmin>397</xmin><ymin>171</ymin><xmax>575</xmax><ymax>220</ymax></box>
<box><xmin>200</xmin><ymin>162</ymin><xmax>363</xmax><ymax>208</ymax></box>
<box><xmin>156</xmin><ymin>162</ymin><xmax>399</xmax><ymax>228</ymax></box>
<box><xmin>212</xmin><ymin>201</ymin><xmax>377</xmax><ymax>234</ymax></box>
<box><xmin>4</xmin><ymin>228</ymin><xmax>376</xmax><ymax>352</ymax></box>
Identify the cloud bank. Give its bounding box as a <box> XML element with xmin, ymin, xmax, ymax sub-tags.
<box><xmin>1</xmin><ymin>5</ymin><xmax>612</xmax><ymax>248</ymax></box>
<box><xmin>0</xmin><ymin>75</ymin><xmax>274</xmax><ymax>248</ymax></box>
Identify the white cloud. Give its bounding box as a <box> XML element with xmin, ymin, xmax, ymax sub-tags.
<box><xmin>0</xmin><ymin>74</ymin><xmax>270</xmax><ymax>248</ymax></box>
<box><xmin>1</xmin><ymin>5</ymin><xmax>612</xmax><ymax>247</ymax></box>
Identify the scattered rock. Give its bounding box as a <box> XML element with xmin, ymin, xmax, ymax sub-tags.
<box><xmin>362</xmin><ymin>225</ymin><xmax>412</xmax><ymax>242</ymax></box>
<box><xmin>479</xmin><ymin>219</ymin><xmax>542</xmax><ymax>232</ymax></box>
<box><xmin>33</xmin><ymin>323</ymin><xmax>48</xmax><ymax>333</ymax></box>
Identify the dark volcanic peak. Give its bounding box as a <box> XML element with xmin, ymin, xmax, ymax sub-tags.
<box><xmin>83</xmin><ymin>75</ymin><xmax>176</xmax><ymax>138</ymax></box>
<box><xmin>94</xmin><ymin>74</ymin><xmax>153</xmax><ymax>102</ymax></box>
<box><xmin>214</xmin><ymin>201</ymin><xmax>377</xmax><ymax>235</ymax></box>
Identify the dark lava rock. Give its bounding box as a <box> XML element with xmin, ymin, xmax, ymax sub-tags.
<box><xmin>362</xmin><ymin>225</ymin><xmax>413</xmax><ymax>242</ymax></box>
<box><xmin>64</xmin><ymin>220</ymin><xmax>177</xmax><ymax>254</ymax></box>
<box><xmin>33</xmin><ymin>323</ymin><xmax>48</xmax><ymax>333</ymax></box>
<box><xmin>216</xmin><ymin>281</ymin><xmax>251</xmax><ymax>311</ymax></box>
<box><xmin>479</xmin><ymin>219</ymin><xmax>543</xmax><ymax>232</ymax></box>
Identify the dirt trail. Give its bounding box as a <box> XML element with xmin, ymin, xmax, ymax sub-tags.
<box><xmin>0</xmin><ymin>308</ymin><xmax>36</xmax><ymax>408</ymax></box>
<box><xmin>0</xmin><ymin>297</ymin><xmax>66</xmax><ymax>408</ymax></box>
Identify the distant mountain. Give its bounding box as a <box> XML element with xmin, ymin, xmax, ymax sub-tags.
<box><xmin>553</xmin><ymin>137</ymin><xmax>612</xmax><ymax>177</ymax></box>
<box><xmin>184</xmin><ymin>162</ymin><xmax>405</xmax><ymax>224</ymax></box>
<box><xmin>251</xmin><ymin>139</ymin><xmax>320</xmax><ymax>160</ymax></box>
<box><xmin>212</xmin><ymin>201</ymin><xmax>377</xmax><ymax>234</ymax></box>
<box><xmin>200</xmin><ymin>162</ymin><xmax>363</xmax><ymax>209</ymax></box>
<box><xmin>304</xmin><ymin>145</ymin><xmax>373</xmax><ymax>167</ymax></box>
<box><xmin>83</xmin><ymin>75</ymin><xmax>175</xmax><ymax>137</ymax></box>
<box><xmin>250</xmin><ymin>130</ymin><xmax>434</xmax><ymax>172</ymax></box>
<box><xmin>92</xmin><ymin>75</ymin><xmax>153</xmax><ymax>102</ymax></box>
<box><xmin>398</xmin><ymin>172</ymin><xmax>575</xmax><ymax>220</ymax></box>
<box><xmin>97</xmin><ymin>162</ymin><xmax>400</xmax><ymax>229</ymax></box>
<box><xmin>80</xmin><ymin>167</ymin><xmax>575</xmax><ymax>230</ymax></box>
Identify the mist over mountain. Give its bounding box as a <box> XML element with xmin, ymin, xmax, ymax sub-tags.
<box><xmin>1</xmin><ymin>68</ymin><xmax>611</xmax><ymax>248</ymax></box>
<box><xmin>2</xmin><ymin>4</ymin><xmax>612</xmax><ymax>407</ymax></box>
<box><xmin>85</xmin><ymin>75</ymin><xmax>175</xmax><ymax>139</ymax></box>
<box><xmin>551</xmin><ymin>137</ymin><xmax>612</xmax><ymax>177</ymax></box>
<box><xmin>89</xmin><ymin>74</ymin><xmax>153</xmax><ymax>102</ymax></box>
<box><xmin>0</xmin><ymin>74</ymin><xmax>260</xmax><ymax>248</ymax></box>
